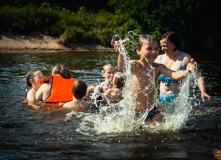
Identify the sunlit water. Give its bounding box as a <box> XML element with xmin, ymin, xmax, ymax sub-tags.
<box><xmin>0</xmin><ymin>50</ymin><xmax>221</xmax><ymax>159</ymax></box>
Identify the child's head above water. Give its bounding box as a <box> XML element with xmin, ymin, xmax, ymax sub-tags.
<box><xmin>102</xmin><ymin>64</ymin><xmax>116</xmax><ymax>81</ymax></box>
<box><xmin>72</xmin><ymin>80</ymin><xmax>87</xmax><ymax>99</ymax></box>
<box><xmin>26</xmin><ymin>69</ymin><xmax>44</xmax><ymax>97</ymax></box>
<box><xmin>26</xmin><ymin>69</ymin><xmax>44</xmax><ymax>88</ymax></box>
<box><xmin>51</xmin><ymin>64</ymin><xmax>72</xmax><ymax>79</ymax></box>
<box><xmin>113</xmin><ymin>72</ymin><xmax>126</xmax><ymax>89</ymax></box>
<box><xmin>136</xmin><ymin>34</ymin><xmax>159</xmax><ymax>63</ymax></box>
<box><xmin>137</xmin><ymin>34</ymin><xmax>157</xmax><ymax>51</ymax></box>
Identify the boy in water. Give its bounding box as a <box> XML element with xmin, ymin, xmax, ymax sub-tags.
<box><xmin>100</xmin><ymin>64</ymin><xmax>116</xmax><ymax>93</ymax></box>
<box><xmin>112</xmin><ymin>34</ymin><xmax>195</xmax><ymax>122</ymax></box>
<box><xmin>63</xmin><ymin>80</ymin><xmax>89</xmax><ymax>112</ymax></box>
<box><xmin>105</xmin><ymin>72</ymin><xmax>125</xmax><ymax>97</ymax></box>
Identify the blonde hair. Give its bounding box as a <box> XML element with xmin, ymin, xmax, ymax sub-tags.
<box><xmin>113</xmin><ymin>72</ymin><xmax>126</xmax><ymax>89</ymax></box>
<box><xmin>51</xmin><ymin>64</ymin><xmax>72</xmax><ymax>79</ymax></box>
<box><xmin>102</xmin><ymin>64</ymin><xmax>115</xmax><ymax>73</ymax></box>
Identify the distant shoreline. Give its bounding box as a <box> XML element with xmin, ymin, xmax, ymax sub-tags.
<box><xmin>0</xmin><ymin>32</ymin><xmax>112</xmax><ymax>53</ymax></box>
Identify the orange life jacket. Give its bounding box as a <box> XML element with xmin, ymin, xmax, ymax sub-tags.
<box><xmin>43</xmin><ymin>74</ymin><xmax>76</xmax><ymax>104</ymax></box>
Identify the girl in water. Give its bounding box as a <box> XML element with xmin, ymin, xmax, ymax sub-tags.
<box><xmin>25</xmin><ymin>69</ymin><xmax>44</xmax><ymax>105</ymax></box>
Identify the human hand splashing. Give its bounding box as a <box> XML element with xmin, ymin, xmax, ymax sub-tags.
<box><xmin>111</xmin><ymin>39</ymin><xmax>120</xmax><ymax>51</ymax></box>
<box><xmin>185</xmin><ymin>58</ymin><xmax>196</xmax><ymax>75</ymax></box>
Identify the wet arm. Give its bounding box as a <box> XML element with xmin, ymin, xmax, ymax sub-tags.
<box><xmin>111</xmin><ymin>39</ymin><xmax>126</xmax><ymax>72</ymax></box>
<box><xmin>195</xmin><ymin>70</ymin><xmax>212</xmax><ymax>101</ymax></box>
<box><xmin>35</xmin><ymin>86</ymin><xmax>43</xmax><ymax>101</ymax></box>
<box><xmin>160</xmin><ymin>59</ymin><xmax>196</xmax><ymax>80</ymax></box>
<box><xmin>118</xmin><ymin>53</ymin><xmax>126</xmax><ymax>72</ymax></box>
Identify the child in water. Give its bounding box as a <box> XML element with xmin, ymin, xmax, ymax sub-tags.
<box><xmin>105</xmin><ymin>72</ymin><xmax>125</xmax><ymax>97</ymax></box>
<box><xmin>25</xmin><ymin>69</ymin><xmax>44</xmax><ymax>105</ymax></box>
<box><xmin>36</xmin><ymin>64</ymin><xmax>75</xmax><ymax>103</ymax></box>
<box><xmin>112</xmin><ymin>34</ymin><xmax>196</xmax><ymax>123</ymax></box>
<box><xmin>100</xmin><ymin>64</ymin><xmax>116</xmax><ymax>93</ymax></box>
<box><xmin>63</xmin><ymin>80</ymin><xmax>89</xmax><ymax>112</ymax></box>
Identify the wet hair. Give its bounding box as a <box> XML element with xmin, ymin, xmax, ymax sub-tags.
<box><xmin>161</xmin><ymin>31</ymin><xmax>181</xmax><ymax>51</ymax></box>
<box><xmin>113</xmin><ymin>72</ymin><xmax>126</xmax><ymax>89</ymax></box>
<box><xmin>25</xmin><ymin>69</ymin><xmax>41</xmax><ymax>97</ymax></box>
<box><xmin>102</xmin><ymin>64</ymin><xmax>115</xmax><ymax>73</ymax></box>
<box><xmin>137</xmin><ymin>34</ymin><xmax>157</xmax><ymax>51</ymax></box>
<box><xmin>72</xmin><ymin>80</ymin><xmax>87</xmax><ymax>99</ymax></box>
<box><xmin>51</xmin><ymin>64</ymin><xmax>72</xmax><ymax>79</ymax></box>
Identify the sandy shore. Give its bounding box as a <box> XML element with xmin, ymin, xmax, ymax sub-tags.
<box><xmin>0</xmin><ymin>32</ymin><xmax>112</xmax><ymax>53</ymax></box>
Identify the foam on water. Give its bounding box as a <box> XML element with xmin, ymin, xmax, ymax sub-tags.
<box><xmin>66</xmin><ymin>32</ymin><xmax>198</xmax><ymax>135</ymax></box>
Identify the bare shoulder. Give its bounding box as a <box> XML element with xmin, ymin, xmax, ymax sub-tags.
<box><xmin>155</xmin><ymin>54</ymin><xmax>163</xmax><ymax>63</ymax></box>
<box><xmin>130</xmin><ymin>59</ymin><xmax>139</xmax><ymax>65</ymax></box>
<box><xmin>183</xmin><ymin>52</ymin><xmax>192</xmax><ymax>61</ymax></box>
<box><xmin>182</xmin><ymin>52</ymin><xmax>193</xmax><ymax>68</ymax></box>
<box><xmin>63</xmin><ymin>101</ymin><xmax>73</xmax><ymax>109</ymax></box>
<box><xmin>38</xmin><ymin>83</ymin><xmax>50</xmax><ymax>91</ymax></box>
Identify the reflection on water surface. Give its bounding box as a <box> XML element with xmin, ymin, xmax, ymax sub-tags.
<box><xmin>0</xmin><ymin>51</ymin><xmax>220</xmax><ymax>159</ymax></box>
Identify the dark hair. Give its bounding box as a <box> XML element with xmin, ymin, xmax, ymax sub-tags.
<box><xmin>51</xmin><ymin>64</ymin><xmax>72</xmax><ymax>79</ymax></box>
<box><xmin>137</xmin><ymin>34</ymin><xmax>157</xmax><ymax>50</ymax></box>
<box><xmin>161</xmin><ymin>31</ymin><xmax>181</xmax><ymax>51</ymax></box>
<box><xmin>72</xmin><ymin>80</ymin><xmax>87</xmax><ymax>99</ymax></box>
<box><xmin>26</xmin><ymin>69</ymin><xmax>41</xmax><ymax>97</ymax></box>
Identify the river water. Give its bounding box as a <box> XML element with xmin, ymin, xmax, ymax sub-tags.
<box><xmin>0</xmin><ymin>51</ymin><xmax>220</xmax><ymax>160</ymax></box>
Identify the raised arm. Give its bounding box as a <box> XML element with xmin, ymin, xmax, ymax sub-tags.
<box><xmin>111</xmin><ymin>39</ymin><xmax>126</xmax><ymax>72</ymax></box>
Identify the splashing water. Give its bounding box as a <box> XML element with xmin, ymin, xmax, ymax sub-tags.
<box><xmin>67</xmin><ymin>31</ymin><xmax>198</xmax><ymax>135</ymax></box>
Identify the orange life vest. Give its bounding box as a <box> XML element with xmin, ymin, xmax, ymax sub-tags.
<box><xmin>43</xmin><ymin>74</ymin><xmax>76</xmax><ymax>103</ymax></box>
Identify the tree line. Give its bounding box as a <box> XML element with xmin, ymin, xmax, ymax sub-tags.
<box><xmin>0</xmin><ymin>0</ymin><xmax>219</xmax><ymax>51</ymax></box>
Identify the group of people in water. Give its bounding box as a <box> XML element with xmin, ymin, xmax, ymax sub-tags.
<box><xmin>25</xmin><ymin>31</ymin><xmax>212</xmax><ymax>124</ymax></box>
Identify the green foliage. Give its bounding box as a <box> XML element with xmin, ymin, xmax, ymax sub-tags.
<box><xmin>0</xmin><ymin>0</ymin><xmax>219</xmax><ymax>51</ymax></box>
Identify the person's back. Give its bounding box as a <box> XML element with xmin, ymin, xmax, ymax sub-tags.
<box><xmin>36</xmin><ymin>64</ymin><xmax>75</xmax><ymax>103</ymax></box>
<box><xmin>63</xmin><ymin>80</ymin><xmax>89</xmax><ymax>112</ymax></box>
<box><xmin>105</xmin><ymin>72</ymin><xmax>125</xmax><ymax>97</ymax></box>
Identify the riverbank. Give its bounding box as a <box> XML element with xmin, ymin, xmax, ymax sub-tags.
<box><xmin>0</xmin><ymin>32</ymin><xmax>112</xmax><ymax>53</ymax></box>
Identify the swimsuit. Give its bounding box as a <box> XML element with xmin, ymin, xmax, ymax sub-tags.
<box><xmin>158</xmin><ymin>53</ymin><xmax>186</xmax><ymax>103</ymax></box>
<box><xmin>158</xmin><ymin>53</ymin><xmax>186</xmax><ymax>86</ymax></box>
<box><xmin>134</xmin><ymin>106</ymin><xmax>160</xmax><ymax>121</ymax></box>
<box><xmin>159</xmin><ymin>92</ymin><xmax>179</xmax><ymax>103</ymax></box>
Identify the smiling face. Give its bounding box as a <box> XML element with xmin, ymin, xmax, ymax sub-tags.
<box><xmin>160</xmin><ymin>38</ymin><xmax>175</xmax><ymax>56</ymax></box>
<box><xmin>137</xmin><ymin>40</ymin><xmax>159</xmax><ymax>64</ymax></box>
<box><xmin>31</xmin><ymin>71</ymin><xmax>44</xmax><ymax>90</ymax></box>
<box><xmin>102</xmin><ymin>65</ymin><xmax>116</xmax><ymax>82</ymax></box>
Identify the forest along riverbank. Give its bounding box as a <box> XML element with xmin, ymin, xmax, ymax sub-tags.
<box><xmin>0</xmin><ymin>32</ymin><xmax>112</xmax><ymax>53</ymax></box>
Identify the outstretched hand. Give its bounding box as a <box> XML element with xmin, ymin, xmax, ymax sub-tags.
<box><xmin>201</xmin><ymin>92</ymin><xmax>213</xmax><ymax>102</ymax></box>
<box><xmin>186</xmin><ymin>58</ymin><xmax>196</xmax><ymax>73</ymax></box>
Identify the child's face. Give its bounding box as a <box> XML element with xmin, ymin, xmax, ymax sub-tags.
<box><xmin>102</xmin><ymin>66</ymin><xmax>116</xmax><ymax>81</ymax></box>
<box><xmin>138</xmin><ymin>40</ymin><xmax>159</xmax><ymax>63</ymax></box>
<box><xmin>32</xmin><ymin>71</ymin><xmax>44</xmax><ymax>89</ymax></box>
<box><xmin>160</xmin><ymin>38</ymin><xmax>175</xmax><ymax>56</ymax></box>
